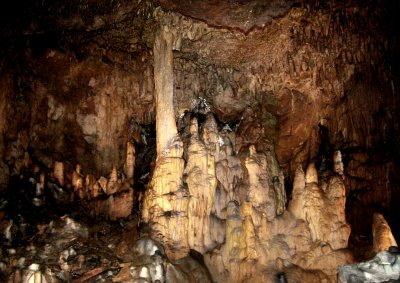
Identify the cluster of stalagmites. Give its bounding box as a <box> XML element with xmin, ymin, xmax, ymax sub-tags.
<box><xmin>139</xmin><ymin>107</ymin><xmax>400</xmax><ymax>282</ymax></box>
<box><xmin>51</xmin><ymin>140</ymin><xmax>136</xmax><ymax>220</ymax></box>
<box><xmin>144</xmin><ymin>118</ymin><xmax>352</xmax><ymax>282</ymax></box>
<box><xmin>141</xmin><ymin>110</ymin><xmax>352</xmax><ymax>282</ymax></box>
<box><xmin>140</xmin><ymin>27</ymin><xmax>351</xmax><ymax>282</ymax></box>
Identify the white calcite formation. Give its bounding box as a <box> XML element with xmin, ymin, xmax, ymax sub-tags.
<box><xmin>339</xmin><ymin>250</ymin><xmax>400</xmax><ymax>283</ymax></box>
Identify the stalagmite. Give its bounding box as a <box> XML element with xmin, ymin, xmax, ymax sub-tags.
<box><xmin>106</xmin><ymin>167</ymin><xmax>119</xmax><ymax>195</ymax></box>
<box><xmin>36</xmin><ymin>173</ymin><xmax>45</xmax><ymax>196</ymax></box>
<box><xmin>85</xmin><ymin>174</ymin><xmax>98</xmax><ymax>198</ymax></box>
<box><xmin>186</xmin><ymin>117</ymin><xmax>217</xmax><ymax>253</ymax></box>
<box><xmin>289</xmin><ymin>165</ymin><xmax>306</xmax><ymax>219</ymax></box>
<box><xmin>142</xmin><ymin>27</ymin><xmax>189</xmax><ymax>260</ymax></box>
<box><xmin>72</xmin><ymin>164</ymin><xmax>84</xmax><ymax>199</ymax></box>
<box><xmin>125</xmin><ymin>141</ymin><xmax>135</xmax><ymax>180</ymax></box>
<box><xmin>372</xmin><ymin>212</ymin><xmax>398</xmax><ymax>253</ymax></box>
<box><xmin>305</xmin><ymin>162</ymin><xmax>318</xmax><ymax>184</ymax></box>
<box><xmin>289</xmin><ymin>161</ymin><xmax>350</xmax><ymax>249</ymax></box>
<box><xmin>333</xmin><ymin>150</ymin><xmax>344</xmax><ymax>176</ymax></box>
<box><xmin>53</xmin><ymin>161</ymin><xmax>64</xmax><ymax>186</ymax></box>
<box><xmin>245</xmin><ymin>145</ymin><xmax>276</xmax><ymax>221</ymax></box>
<box><xmin>98</xmin><ymin>176</ymin><xmax>108</xmax><ymax>194</ymax></box>
<box><xmin>273</xmin><ymin>174</ymin><xmax>286</xmax><ymax>215</ymax></box>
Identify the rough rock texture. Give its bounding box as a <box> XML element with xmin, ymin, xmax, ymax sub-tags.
<box><xmin>339</xmin><ymin>250</ymin><xmax>400</xmax><ymax>283</ymax></box>
<box><xmin>0</xmin><ymin>0</ymin><xmax>399</xmax><ymax>282</ymax></box>
<box><xmin>186</xmin><ymin>117</ymin><xmax>217</xmax><ymax>253</ymax></box>
<box><xmin>142</xmin><ymin>28</ymin><xmax>189</xmax><ymax>261</ymax></box>
<box><xmin>372</xmin><ymin>212</ymin><xmax>398</xmax><ymax>254</ymax></box>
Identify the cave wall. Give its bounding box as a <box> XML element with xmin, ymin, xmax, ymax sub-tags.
<box><xmin>1</xmin><ymin>0</ymin><xmax>398</xmax><ymax>197</ymax></box>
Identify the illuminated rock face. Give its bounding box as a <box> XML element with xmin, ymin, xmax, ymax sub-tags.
<box><xmin>203</xmin><ymin>151</ymin><xmax>352</xmax><ymax>282</ymax></box>
<box><xmin>372</xmin><ymin>212</ymin><xmax>398</xmax><ymax>253</ymax></box>
<box><xmin>142</xmin><ymin>28</ymin><xmax>189</xmax><ymax>260</ymax></box>
<box><xmin>143</xmin><ymin>31</ymin><xmax>354</xmax><ymax>276</ymax></box>
<box><xmin>186</xmin><ymin>117</ymin><xmax>217</xmax><ymax>253</ymax></box>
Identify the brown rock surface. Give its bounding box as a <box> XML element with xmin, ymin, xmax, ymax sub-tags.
<box><xmin>372</xmin><ymin>212</ymin><xmax>398</xmax><ymax>254</ymax></box>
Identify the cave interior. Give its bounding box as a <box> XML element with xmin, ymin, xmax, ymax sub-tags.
<box><xmin>1</xmin><ymin>0</ymin><xmax>400</xmax><ymax>282</ymax></box>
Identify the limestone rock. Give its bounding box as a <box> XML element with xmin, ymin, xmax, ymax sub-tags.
<box><xmin>108</xmin><ymin>189</ymin><xmax>134</xmax><ymax>220</ymax></box>
<box><xmin>186</xmin><ymin>117</ymin><xmax>217</xmax><ymax>253</ymax></box>
<box><xmin>290</xmin><ymin>162</ymin><xmax>350</xmax><ymax>250</ymax></box>
<box><xmin>372</xmin><ymin>212</ymin><xmax>398</xmax><ymax>253</ymax></box>
<box><xmin>142</xmin><ymin>28</ymin><xmax>189</xmax><ymax>259</ymax></box>
<box><xmin>142</xmin><ymin>135</ymin><xmax>189</xmax><ymax>260</ymax></box>
<box><xmin>338</xmin><ymin>250</ymin><xmax>400</xmax><ymax>283</ymax></box>
<box><xmin>245</xmin><ymin>145</ymin><xmax>276</xmax><ymax>221</ymax></box>
<box><xmin>293</xmin><ymin>243</ymin><xmax>354</xmax><ymax>278</ymax></box>
<box><xmin>89</xmin><ymin>187</ymin><xmax>134</xmax><ymax>220</ymax></box>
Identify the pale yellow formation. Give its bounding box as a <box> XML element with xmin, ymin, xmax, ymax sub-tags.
<box><xmin>186</xmin><ymin>117</ymin><xmax>217</xmax><ymax>253</ymax></box>
<box><xmin>333</xmin><ymin>150</ymin><xmax>344</xmax><ymax>176</ymax></box>
<box><xmin>289</xmin><ymin>165</ymin><xmax>306</xmax><ymax>219</ymax></box>
<box><xmin>295</xmin><ymin>162</ymin><xmax>351</xmax><ymax>249</ymax></box>
<box><xmin>142</xmin><ymin>27</ymin><xmax>189</xmax><ymax>260</ymax></box>
<box><xmin>245</xmin><ymin>145</ymin><xmax>276</xmax><ymax>221</ymax></box>
<box><xmin>142</xmin><ymin>137</ymin><xmax>189</xmax><ymax>260</ymax></box>
<box><xmin>153</xmin><ymin>27</ymin><xmax>178</xmax><ymax>157</ymax></box>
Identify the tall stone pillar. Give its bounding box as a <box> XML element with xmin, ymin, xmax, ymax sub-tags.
<box><xmin>153</xmin><ymin>27</ymin><xmax>178</xmax><ymax>157</ymax></box>
<box><xmin>142</xmin><ymin>27</ymin><xmax>189</xmax><ymax>260</ymax></box>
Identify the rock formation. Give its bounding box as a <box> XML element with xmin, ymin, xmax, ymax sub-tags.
<box><xmin>339</xmin><ymin>249</ymin><xmax>400</xmax><ymax>283</ymax></box>
<box><xmin>0</xmin><ymin>0</ymin><xmax>399</xmax><ymax>282</ymax></box>
<box><xmin>372</xmin><ymin>212</ymin><xmax>398</xmax><ymax>254</ymax></box>
<box><xmin>142</xmin><ymin>27</ymin><xmax>189</xmax><ymax>260</ymax></box>
<box><xmin>186</xmin><ymin>117</ymin><xmax>217</xmax><ymax>253</ymax></box>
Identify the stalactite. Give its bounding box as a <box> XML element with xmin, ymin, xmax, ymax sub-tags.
<box><xmin>153</xmin><ymin>26</ymin><xmax>178</xmax><ymax>157</ymax></box>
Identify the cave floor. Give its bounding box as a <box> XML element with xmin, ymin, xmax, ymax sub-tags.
<box><xmin>0</xmin><ymin>174</ymin><xmax>140</xmax><ymax>282</ymax></box>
